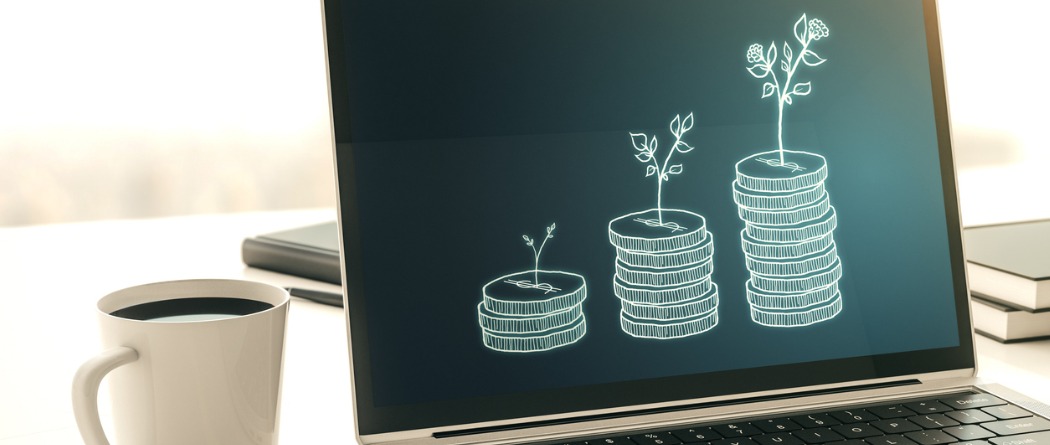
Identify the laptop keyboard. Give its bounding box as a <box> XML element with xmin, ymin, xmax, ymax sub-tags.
<box><xmin>552</xmin><ymin>393</ymin><xmax>1050</xmax><ymax>445</ymax></box>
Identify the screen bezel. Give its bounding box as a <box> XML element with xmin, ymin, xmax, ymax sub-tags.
<box><xmin>325</xmin><ymin>0</ymin><xmax>975</xmax><ymax>436</ymax></box>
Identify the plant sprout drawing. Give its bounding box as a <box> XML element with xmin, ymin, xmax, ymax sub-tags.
<box><xmin>746</xmin><ymin>14</ymin><xmax>830</xmax><ymax>167</ymax></box>
<box><xmin>732</xmin><ymin>13</ymin><xmax>844</xmax><ymax>328</ymax></box>
<box><xmin>609</xmin><ymin>112</ymin><xmax>720</xmax><ymax>339</ymax></box>
<box><xmin>477</xmin><ymin>222</ymin><xmax>588</xmax><ymax>353</ymax></box>
<box><xmin>630</xmin><ymin>113</ymin><xmax>696</xmax><ymax>228</ymax></box>
<box><xmin>520</xmin><ymin>223</ymin><xmax>556</xmax><ymax>288</ymax></box>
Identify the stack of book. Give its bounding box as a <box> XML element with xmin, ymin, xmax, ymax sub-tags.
<box><xmin>965</xmin><ymin>219</ymin><xmax>1050</xmax><ymax>343</ymax></box>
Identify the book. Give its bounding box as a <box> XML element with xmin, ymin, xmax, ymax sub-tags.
<box><xmin>964</xmin><ymin>219</ymin><xmax>1050</xmax><ymax>311</ymax></box>
<box><xmin>971</xmin><ymin>292</ymin><xmax>1050</xmax><ymax>343</ymax></box>
<box><xmin>242</xmin><ymin>221</ymin><xmax>341</xmax><ymax>284</ymax></box>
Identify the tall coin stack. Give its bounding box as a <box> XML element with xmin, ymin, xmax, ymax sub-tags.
<box><xmin>608</xmin><ymin>209</ymin><xmax>720</xmax><ymax>339</ymax></box>
<box><xmin>733</xmin><ymin>150</ymin><xmax>843</xmax><ymax>327</ymax></box>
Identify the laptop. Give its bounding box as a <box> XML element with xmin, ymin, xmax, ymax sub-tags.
<box><xmin>322</xmin><ymin>1</ymin><xmax>1050</xmax><ymax>445</ymax></box>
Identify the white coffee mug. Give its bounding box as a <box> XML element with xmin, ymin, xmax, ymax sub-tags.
<box><xmin>72</xmin><ymin>279</ymin><xmax>290</xmax><ymax>445</ymax></box>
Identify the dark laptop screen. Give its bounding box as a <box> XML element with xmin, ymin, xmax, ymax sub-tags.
<box><xmin>328</xmin><ymin>0</ymin><xmax>972</xmax><ymax>435</ymax></box>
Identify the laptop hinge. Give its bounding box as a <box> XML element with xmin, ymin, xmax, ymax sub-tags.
<box><xmin>434</xmin><ymin>379</ymin><xmax>923</xmax><ymax>439</ymax></box>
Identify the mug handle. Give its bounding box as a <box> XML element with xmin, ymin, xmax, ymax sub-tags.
<box><xmin>72</xmin><ymin>347</ymin><xmax>139</xmax><ymax>445</ymax></box>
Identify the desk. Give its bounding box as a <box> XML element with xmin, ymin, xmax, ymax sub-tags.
<box><xmin>2</xmin><ymin>209</ymin><xmax>1049</xmax><ymax>444</ymax></box>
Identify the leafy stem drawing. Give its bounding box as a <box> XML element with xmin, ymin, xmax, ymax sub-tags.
<box><xmin>746</xmin><ymin>14</ymin><xmax>829</xmax><ymax>165</ymax></box>
<box><xmin>630</xmin><ymin>113</ymin><xmax>695</xmax><ymax>225</ymax></box>
<box><xmin>522</xmin><ymin>223</ymin><xmax>556</xmax><ymax>285</ymax></box>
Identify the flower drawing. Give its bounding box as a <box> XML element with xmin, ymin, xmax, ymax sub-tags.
<box><xmin>745</xmin><ymin>14</ymin><xmax>830</xmax><ymax>166</ymax></box>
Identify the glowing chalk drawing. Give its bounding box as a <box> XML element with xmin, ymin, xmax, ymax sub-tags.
<box><xmin>609</xmin><ymin>113</ymin><xmax>720</xmax><ymax>339</ymax></box>
<box><xmin>734</xmin><ymin>14</ymin><xmax>844</xmax><ymax>328</ymax></box>
<box><xmin>746</xmin><ymin>13</ymin><xmax>829</xmax><ymax>167</ymax></box>
<box><xmin>477</xmin><ymin>223</ymin><xmax>587</xmax><ymax>353</ymax></box>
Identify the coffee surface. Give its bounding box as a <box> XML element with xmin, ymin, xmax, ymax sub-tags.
<box><xmin>110</xmin><ymin>297</ymin><xmax>273</xmax><ymax>322</ymax></box>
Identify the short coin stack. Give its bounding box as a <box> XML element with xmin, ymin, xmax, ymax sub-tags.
<box><xmin>477</xmin><ymin>271</ymin><xmax>588</xmax><ymax>352</ymax></box>
<box><xmin>608</xmin><ymin>209</ymin><xmax>719</xmax><ymax>339</ymax></box>
<box><xmin>733</xmin><ymin>150</ymin><xmax>843</xmax><ymax>327</ymax></box>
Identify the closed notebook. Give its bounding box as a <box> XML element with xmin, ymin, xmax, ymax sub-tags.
<box><xmin>965</xmin><ymin>220</ymin><xmax>1050</xmax><ymax>311</ymax></box>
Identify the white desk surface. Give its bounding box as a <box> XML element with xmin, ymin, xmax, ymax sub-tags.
<box><xmin>2</xmin><ymin>206</ymin><xmax>1049</xmax><ymax>444</ymax></box>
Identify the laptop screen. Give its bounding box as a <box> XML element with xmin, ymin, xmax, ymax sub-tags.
<box><xmin>327</xmin><ymin>0</ymin><xmax>973</xmax><ymax>436</ymax></box>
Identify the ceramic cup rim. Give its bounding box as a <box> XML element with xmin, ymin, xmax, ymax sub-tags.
<box><xmin>96</xmin><ymin>278</ymin><xmax>290</xmax><ymax>324</ymax></box>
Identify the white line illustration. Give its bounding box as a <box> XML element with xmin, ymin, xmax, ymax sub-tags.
<box><xmin>608</xmin><ymin>113</ymin><xmax>720</xmax><ymax>339</ymax></box>
<box><xmin>477</xmin><ymin>223</ymin><xmax>588</xmax><ymax>353</ymax></box>
<box><xmin>735</xmin><ymin>14</ymin><xmax>844</xmax><ymax>327</ymax></box>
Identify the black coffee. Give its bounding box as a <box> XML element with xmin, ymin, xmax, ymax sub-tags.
<box><xmin>110</xmin><ymin>297</ymin><xmax>273</xmax><ymax>322</ymax></box>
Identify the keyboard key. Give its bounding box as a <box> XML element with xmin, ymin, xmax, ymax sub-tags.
<box><xmin>982</xmin><ymin>417</ymin><xmax>1050</xmax><ymax>436</ymax></box>
<box><xmin>905</xmin><ymin>401</ymin><xmax>953</xmax><ymax>415</ymax></box>
<box><xmin>844</xmin><ymin>440</ymin><xmax>870</xmax><ymax>445</ymax></box>
<box><xmin>754</xmin><ymin>433</ymin><xmax>804</xmax><ymax>445</ymax></box>
<box><xmin>954</xmin><ymin>441</ymin><xmax>990</xmax><ymax>445</ymax></box>
<box><xmin>712</xmin><ymin>424</ymin><xmax>763</xmax><ymax>438</ymax></box>
<box><xmin>833</xmin><ymin>423</ymin><xmax>884</xmax><ymax>439</ymax></box>
<box><xmin>904</xmin><ymin>430</ymin><xmax>958</xmax><ymax>445</ymax></box>
<box><xmin>593</xmin><ymin>437</ymin><xmax>632</xmax><ymax>445</ymax></box>
<box><xmin>633</xmin><ymin>433</ymin><xmax>683</xmax><ymax>445</ymax></box>
<box><xmin>872</xmin><ymin>419</ymin><xmax>923</xmax><ymax>434</ymax></box>
<box><xmin>908</xmin><ymin>414</ymin><xmax>960</xmax><ymax>429</ymax></box>
<box><xmin>991</xmin><ymin>431</ymin><xmax>1050</xmax><ymax>445</ymax></box>
<box><xmin>982</xmin><ymin>405</ymin><xmax>1034</xmax><ymax>420</ymax></box>
<box><xmin>832</xmin><ymin>409</ymin><xmax>880</xmax><ymax>424</ymax></box>
<box><xmin>867</xmin><ymin>435</ymin><xmax>920</xmax><ymax>445</ymax></box>
<box><xmin>942</xmin><ymin>425</ymin><xmax>995</xmax><ymax>441</ymax></box>
<box><xmin>870</xmin><ymin>405</ymin><xmax>918</xmax><ymax>419</ymax></box>
<box><xmin>940</xmin><ymin>394</ymin><xmax>1006</xmax><ymax>410</ymax></box>
<box><xmin>946</xmin><ymin>410</ymin><xmax>997</xmax><ymax>424</ymax></box>
<box><xmin>792</xmin><ymin>414</ymin><xmax>841</xmax><ymax>428</ymax></box>
<box><xmin>755</xmin><ymin>419</ymin><xmax>802</xmax><ymax>433</ymax></box>
<box><xmin>710</xmin><ymin>438</ymin><xmax>758</xmax><ymax>445</ymax></box>
<box><xmin>793</xmin><ymin>428</ymin><xmax>845</xmax><ymax>443</ymax></box>
<box><xmin>672</xmin><ymin>428</ymin><xmax>722</xmax><ymax>443</ymax></box>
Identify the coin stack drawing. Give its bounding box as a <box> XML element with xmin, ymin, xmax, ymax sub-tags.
<box><xmin>608</xmin><ymin>113</ymin><xmax>720</xmax><ymax>339</ymax></box>
<box><xmin>478</xmin><ymin>223</ymin><xmax>589</xmax><ymax>352</ymax></box>
<box><xmin>736</xmin><ymin>14</ymin><xmax>843</xmax><ymax>327</ymax></box>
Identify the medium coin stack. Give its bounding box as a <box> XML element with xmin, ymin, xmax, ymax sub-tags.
<box><xmin>477</xmin><ymin>271</ymin><xmax>588</xmax><ymax>353</ymax></box>
<box><xmin>608</xmin><ymin>209</ymin><xmax>719</xmax><ymax>339</ymax></box>
<box><xmin>733</xmin><ymin>150</ymin><xmax>843</xmax><ymax>327</ymax></box>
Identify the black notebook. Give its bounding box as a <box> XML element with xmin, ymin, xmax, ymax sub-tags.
<box><xmin>241</xmin><ymin>221</ymin><xmax>340</xmax><ymax>284</ymax></box>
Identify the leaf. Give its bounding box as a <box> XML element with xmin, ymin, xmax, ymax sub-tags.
<box><xmin>793</xmin><ymin>82</ymin><xmax>812</xmax><ymax>96</ymax></box>
<box><xmin>660</xmin><ymin>173</ymin><xmax>670</xmax><ymax>181</ymax></box>
<box><xmin>783</xmin><ymin>42</ymin><xmax>793</xmax><ymax>62</ymax></box>
<box><xmin>802</xmin><ymin>49</ymin><xmax>827</xmax><ymax>67</ymax></box>
<box><xmin>635</xmin><ymin>152</ymin><xmax>653</xmax><ymax>163</ymax></box>
<box><xmin>629</xmin><ymin>133</ymin><xmax>648</xmax><ymax>151</ymax></box>
<box><xmin>766</xmin><ymin>40</ymin><xmax>777</xmax><ymax>65</ymax></box>
<box><xmin>794</xmin><ymin>14</ymin><xmax>808</xmax><ymax>44</ymax></box>
<box><xmin>670</xmin><ymin>114</ymin><xmax>681</xmax><ymax>138</ymax></box>
<box><xmin>762</xmin><ymin>82</ymin><xmax>776</xmax><ymax>98</ymax></box>
<box><xmin>747</xmin><ymin>64</ymin><xmax>770</xmax><ymax>78</ymax></box>
<box><xmin>784</xmin><ymin>95</ymin><xmax>793</xmax><ymax>105</ymax></box>
<box><xmin>781</xmin><ymin>60</ymin><xmax>789</xmax><ymax>72</ymax></box>
<box><xmin>645</xmin><ymin>165</ymin><xmax>657</xmax><ymax>177</ymax></box>
<box><xmin>681</xmin><ymin>113</ymin><xmax>694</xmax><ymax>133</ymax></box>
<box><xmin>547</xmin><ymin>223</ymin><xmax>556</xmax><ymax>234</ymax></box>
<box><xmin>649</xmin><ymin>136</ymin><xmax>658</xmax><ymax>152</ymax></box>
<box><xmin>668</xmin><ymin>164</ymin><xmax>684</xmax><ymax>175</ymax></box>
<box><xmin>677</xmin><ymin>141</ymin><xmax>695</xmax><ymax>153</ymax></box>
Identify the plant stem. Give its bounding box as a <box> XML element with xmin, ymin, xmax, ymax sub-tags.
<box><xmin>534</xmin><ymin>235</ymin><xmax>550</xmax><ymax>284</ymax></box>
<box><xmin>656</xmin><ymin>134</ymin><xmax>685</xmax><ymax>224</ymax></box>
<box><xmin>777</xmin><ymin>37</ymin><xmax>811</xmax><ymax>164</ymax></box>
